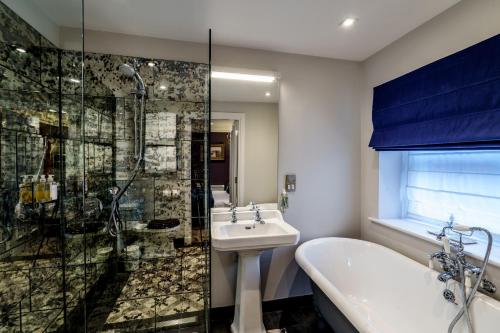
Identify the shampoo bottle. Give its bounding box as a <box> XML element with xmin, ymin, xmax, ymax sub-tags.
<box><xmin>47</xmin><ymin>174</ymin><xmax>58</xmax><ymax>201</ymax></box>
<box><xmin>35</xmin><ymin>176</ymin><xmax>46</xmax><ymax>203</ymax></box>
<box><xmin>19</xmin><ymin>175</ymin><xmax>33</xmax><ymax>204</ymax></box>
<box><xmin>279</xmin><ymin>189</ymin><xmax>289</xmax><ymax>213</ymax></box>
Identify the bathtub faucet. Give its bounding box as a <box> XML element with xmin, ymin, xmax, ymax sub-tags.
<box><xmin>437</xmin><ymin>271</ymin><xmax>454</xmax><ymax>283</ymax></box>
<box><xmin>429</xmin><ymin>221</ymin><xmax>496</xmax><ymax>333</ymax></box>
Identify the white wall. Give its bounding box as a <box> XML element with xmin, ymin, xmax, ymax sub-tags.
<box><xmin>361</xmin><ymin>0</ymin><xmax>500</xmax><ymax>300</ymax></box>
<box><xmin>213</xmin><ymin>101</ymin><xmax>278</xmax><ymax>205</ymax></box>
<box><xmin>212</xmin><ymin>45</ymin><xmax>361</xmax><ymax>306</ymax></box>
<box><xmin>60</xmin><ymin>28</ymin><xmax>362</xmax><ymax>306</ymax></box>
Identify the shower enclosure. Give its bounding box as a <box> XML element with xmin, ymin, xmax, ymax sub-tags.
<box><xmin>0</xmin><ymin>1</ymin><xmax>211</xmax><ymax>332</ymax></box>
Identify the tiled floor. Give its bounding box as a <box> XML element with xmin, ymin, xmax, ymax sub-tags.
<box><xmin>0</xmin><ymin>244</ymin><xmax>209</xmax><ymax>333</ymax></box>
<box><xmin>86</xmin><ymin>246</ymin><xmax>209</xmax><ymax>332</ymax></box>
<box><xmin>210</xmin><ymin>296</ymin><xmax>334</xmax><ymax>333</ymax></box>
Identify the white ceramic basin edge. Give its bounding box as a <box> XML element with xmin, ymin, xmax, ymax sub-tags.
<box><xmin>211</xmin><ymin>210</ymin><xmax>300</xmax><ymax>251</ymax></box>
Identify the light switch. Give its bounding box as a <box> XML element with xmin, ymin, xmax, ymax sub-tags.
<box><xmin>285</xmin><ymin>174</ymin><xmax>296</xmax><ymax>192</ymax></box>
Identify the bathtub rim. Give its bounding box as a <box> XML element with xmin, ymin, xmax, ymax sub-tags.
<box><xmin>296</xmin><ymin>237</ymin><xmax>382</xmax><ymax>332</ymax></box>
<box><xmin>295</xmin><ymin>237</ymin><xmax>499</xmax><ymax>333</ymax></box>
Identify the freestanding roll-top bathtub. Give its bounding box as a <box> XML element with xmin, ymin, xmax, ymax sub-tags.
<box><xmin>295</xmin><ymin>238</ymin><xmax>500</xmax><ymax>333</ymax></box>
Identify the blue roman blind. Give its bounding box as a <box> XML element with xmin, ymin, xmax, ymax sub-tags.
<box><xmin>369</xmin><ymin>34</ymin><xmax>500</xmax><ymax>151</ymax></box>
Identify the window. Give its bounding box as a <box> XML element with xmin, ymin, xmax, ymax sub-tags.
<box><xmin>402</xmin><ymin>151</ymin><xmax>500</xmax><ymax>237</ymax></box>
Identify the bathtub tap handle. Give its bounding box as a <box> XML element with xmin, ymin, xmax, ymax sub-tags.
<box><xmin>438</xmin><ymin>272</ymin><xmax>454</xmax><ymax>283</ymax></box>
<box><xmin>464</xmin><ymin>263</ymin><xmax>481</xmax><ymax>275</ymax></box>
<box><xmin>429</xmin><ymin>251</ymin><xmax>443</xmax><ymax>269</ymax></box>
<box><xmin>430</xmin><ymin>251</ymin><xmax>446</xmax><ymax>260</ymax></box>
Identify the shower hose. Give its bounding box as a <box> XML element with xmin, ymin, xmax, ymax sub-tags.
<box><xmin>448</xmin><ymin>227</ymin><xmax>492</xmax><ymax>333</ymax></box>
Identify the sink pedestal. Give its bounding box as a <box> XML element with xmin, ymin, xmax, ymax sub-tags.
<box><xmin>231</xmin><ymin>250</ymin><xmax>266</xmax><ymax>333</ymax></box>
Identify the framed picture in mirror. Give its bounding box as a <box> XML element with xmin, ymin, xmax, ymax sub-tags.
<box><xmin>211</xmin><ymin>143</ymin><xmax>225</xmax><ymax>161</ymax></box>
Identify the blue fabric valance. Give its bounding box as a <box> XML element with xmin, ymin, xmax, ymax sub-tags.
<box><xmin>369</xmin><ymin>34</ymin><xmax>500</xmax><ymax>151</ymax></box>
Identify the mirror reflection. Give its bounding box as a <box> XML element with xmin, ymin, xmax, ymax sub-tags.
<box><xmin>210</xmin><ymin>67</ymin><xmax>279</xmax><ymax>209</ymax></box>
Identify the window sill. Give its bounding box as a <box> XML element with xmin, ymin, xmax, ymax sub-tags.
<box><xmin>369</xmin><ymin>217</ymin><xmax>500</xmax><ymax>269</ymax></box>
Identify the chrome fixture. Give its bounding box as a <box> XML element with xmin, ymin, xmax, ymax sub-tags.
<box><xmin>119</xmin><ymin>63</ymin><xmax>146</xmax><ymax>96</ymax></box>
<box><xmin>429</xmin><ymin>216</ymin><xmax>496</xmax><ymax>333</ymax></box>
<box><xmin>249</xmin><ymin>201</ymin><xmax>257</xmax><ymax>210</ymax></box>
<box><xmin>253</xmin><ymin>208</ymin><xmax>265</xmax><ymax>228</ymax></box>
<box><xmin>108</xmin><ymin>63</ymin><xmax>146</xmax><ymax>251</ymax></box>
<box><xmin>229</xmin><ymin>205</ymin><xmax>237</xmax><ymax>223</ymax></box>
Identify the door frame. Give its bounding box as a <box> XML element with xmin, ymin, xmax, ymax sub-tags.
<box><xmin>212</xmin><ymin>112</ymin><xmax>245</xmax><ymax>206</ymax></box>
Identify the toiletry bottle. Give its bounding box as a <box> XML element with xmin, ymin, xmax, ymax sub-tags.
<box><xmin>44</xmin><ymin>175</ymin><xmax>51</xmax><ymax>201</ymax></box>
<box><xmin>280</xmin><ymin>189</ymin><xmax>289</xmax><ymax>213</ymax></box>
<box><xmin>47</xmin><ymin>174</ymin><xmax>58</xmax><ymax>201</ymax></box>
<box><xmin>33</xmin><ymin>176</ymin><xmax>40</xmax><ymax>203</ymax></box>
<box><xmin>43</xmin><ymin>175</ymin><xmax>51</xmax><ymax>201</ymax></box>
<box><xmin>19</xmin><ymin>175</ymin><xmax>33</xmax><ymax>204</ymax></box>
<box><xmin>35</xmin><ymin>176</ymin><xmax>46</xmax><ymax>203</ymax></box>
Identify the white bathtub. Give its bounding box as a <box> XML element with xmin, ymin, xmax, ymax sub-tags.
<box><xmin>295</xmin><ymin>237</ymin><xmax>500</xmax><ymax>333</ymax></box>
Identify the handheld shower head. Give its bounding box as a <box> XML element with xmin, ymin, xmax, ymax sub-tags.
<box><xmin>119</xmin><ymin>63</ymin><xmax>146</xmax><ymax>95</ymax></box>
<box><xmin>119</xmin><ymin>64</ymin><xmax>136</xmax><ymax>77</ymax></box>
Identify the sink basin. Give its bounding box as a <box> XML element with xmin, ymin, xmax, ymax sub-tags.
<box><xmin>211</xmin><ymin>209</ymin><xmax>299</xmax><ymax>251</ymax></box>
<box><xmin>211</xmin><ymin>209</ymin><xmax>300</xmax><ymax>333</ymax></box>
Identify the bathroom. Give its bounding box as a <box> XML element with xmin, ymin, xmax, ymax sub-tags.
<box><xmin>1</xmin><ymin>0</ymin><xmax>500</xmax><ymax>332</ymax></box>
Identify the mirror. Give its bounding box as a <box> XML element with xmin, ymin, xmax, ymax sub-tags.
<box><xmin>210</xmin><ymin>67</ymin><xmax>279</xmax><ymax>209</ymax></box>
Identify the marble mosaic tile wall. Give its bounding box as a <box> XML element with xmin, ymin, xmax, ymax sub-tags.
<box><xmin>69</xmin><ymin>51</ymin><xmax>209</xmax><ymax>246</ymax></box>
<box><xmin>0</xmin><ymin>2</ymin><xmax>209</xmax><ymax>332</ymax></box>
<box><xmin>0</xmin><ymin>3</ymin><xmax>82</xmax><ymax>332</ymax></box>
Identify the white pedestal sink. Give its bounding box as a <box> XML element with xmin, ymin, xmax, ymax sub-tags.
<box><xmin>211</xmin><ymin>209</ymin><xmax>300</xmax><ymax>333</ymax></box>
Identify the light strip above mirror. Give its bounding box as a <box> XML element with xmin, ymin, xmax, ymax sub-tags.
<box><xmin>211</xmin><ymin>71</ymin><xmax>275</xmax><ymax>83</ymax></box>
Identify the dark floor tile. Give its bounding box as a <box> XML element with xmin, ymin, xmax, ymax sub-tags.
<box><xmin>210</xmin><ymin>295</ymin><xmax>334</xmax><ymax>333</ymax></box>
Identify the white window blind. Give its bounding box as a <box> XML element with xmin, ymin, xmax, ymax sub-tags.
<box><xmin>404</xmin><ymin>151</ymin><xmax>500</xmax><ymax>236</ymax></box>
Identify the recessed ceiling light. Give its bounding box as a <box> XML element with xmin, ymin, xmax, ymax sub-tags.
<box><xmin>212</xmin><ymin>71</ymin><xmax>275</xmax><ymax>83</ymax></box>
<box><xmin>159</xmin><ymin>85</ymin><xmax>167</xmax><ymax>90</ymax></box>
<box><xmin>148</xmin><ymin>62</ymin><xmax>155</xmax><ymax>67</ymax></box>
<box><xmin>265</xmin><ymin>92</ymin><xmax>271</xmax><ymax>97</ymax></box>
<box><xmin>68</xmin><ymin>78</ymin><xmax>80</xmax><ymax>83</ymax></box>
<box><xmin>340</xmin><ymin>17</ymin><xmax>357</xmax><ymax>28</ymax></box>
<box><xmin>16</xmin><ymin>47</ymin><xmax>26</xmax><ymax>53</ymax></box>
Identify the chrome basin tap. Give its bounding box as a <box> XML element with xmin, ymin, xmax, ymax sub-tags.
<box><xmin>253</xmin><ymin>208</ymin><xmax>265</xmax><ymax>228</ymax></box>
<box><xmin>229</xmin><ymin>205</ymin><xmax>237</xmax><ymax>223</ymax></box>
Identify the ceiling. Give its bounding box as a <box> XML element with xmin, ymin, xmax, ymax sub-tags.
<box><xmin>33</xmin><ymin>0</ymin><xmax>460</xmax><ymax>61</ymax></box>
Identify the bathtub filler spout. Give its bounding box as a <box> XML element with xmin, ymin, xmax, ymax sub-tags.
<box><xmin>429</xmin><ymin>221</ymin><xmax>497</xmax><ymax>333</ymax></box>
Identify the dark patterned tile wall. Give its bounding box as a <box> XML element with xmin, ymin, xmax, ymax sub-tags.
<box><xmin>0</xmin><ymin>2</ymin><xmax>209</xmax><ymax>332</ymax></box>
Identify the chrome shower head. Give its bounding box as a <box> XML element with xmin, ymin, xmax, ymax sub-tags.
<box><xmin>119</xmin><ymin>63</ymin><xmax>146</xmax><ymax>96</ymax></box>
<box><xmin>119</xmin><ymin>63</ymin><xmax>136</xmax><ymax>77</ymax></box>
